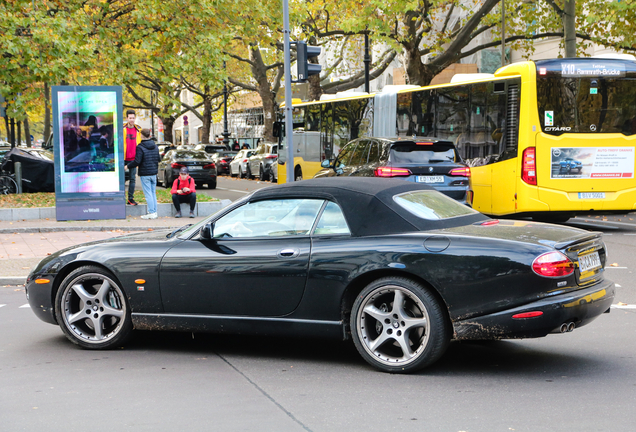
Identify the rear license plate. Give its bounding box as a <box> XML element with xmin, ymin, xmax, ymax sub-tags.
<box><xmin>188</xmin><ymin>166</ymin><xmax>202</xmax><ymax>170</ymax></box>
<box><xmin>578</xmin><ymin>192</ymin><xmax>605</xmax><ymax>199</ymax></box>
<box><xmin>579</xmin><ymin>251</ymin><xmax>601</xmax><ymax>273</ymax></box>
<box><xmin>417</xmin><ymin>175</ymin><xmax>444</xmax><ymax>183</ymax></box>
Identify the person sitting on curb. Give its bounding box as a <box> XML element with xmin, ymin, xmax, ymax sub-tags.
<box><xmin>171</xmin><ymin>167</ymin><xmax>197</xmax><ymax>218</ymax></box>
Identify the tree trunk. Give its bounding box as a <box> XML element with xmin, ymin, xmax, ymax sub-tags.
<box><xmin>250</xmin><ymin>47</ymin><xmax>276</xmax><ymax>142</ymax></box>
<box><xmin>563</xmin><ymin>0</ymin><xmax>577</xmax><ymax>57</ymax></box>
<box><xmin>308</xmin><ymin>75</ymin><xmax>322</xmax><ymax>101</ymax></box>
<box><xmin>43</xmin><ymin>83</ymin><xmax>51</xmax><ymax>141</ymax></box>
<box><xmin>159</xmin><ymin>114</ymin><xmax>175</xmax><ymax>144</ymax></box>
<box><xmin>17</xmin><ymin>120</ymin><xmax>22</xmax><ymax>146</ymax></box>
<box><xmin>201</xmin><ymin>85</ymin><xmax>212</xmax><ymax>144</ymax></box>
<box><xmin>24</xmin><ymin>115</ymin><xmax>31</xmax><ymax>147</ymax></box>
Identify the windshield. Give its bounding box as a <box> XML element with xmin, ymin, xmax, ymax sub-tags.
<box><xmin>394</xmin><ymin>190</ymin><xmax>478</xmax><ymax>220</ymax></box>
<box><xmin>536</xmin><ymin>59</ymin><xmax>636</xmax><ymax>136</ymax></box>
<box><xmin>389</xmin><ymin>142</ymin><xmax>457</xmax><ymax>163</ymax></box>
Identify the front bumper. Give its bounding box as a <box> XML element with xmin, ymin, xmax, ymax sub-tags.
<box><xmin>453</xmin><ymin>279</ymin><xmax>615</xmax><ymax>340</ymax></box>
<box><xmin>25</xmin><ymin>275</ymin><xmax>57</xmax><ymax>325</ymax></box>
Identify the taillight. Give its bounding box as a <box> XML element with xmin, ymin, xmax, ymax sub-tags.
<box><xmin>522</xmin><ymin>147</ymin><xmax>537</xmax><ymax>185</ymax></box>
<box><xmin>265</xmin><ymin>155</ymin><xmax>277</xmax><ymax>159</ymax></box>
<box><xmin>449</xmin><ymin>167</ymin><xmax>471</xmax><ymax>177</ymax></box>
<box><xmin>171</xmin><ymin>163</ymin><xmax>185</xmax><ymax>168</ymax></box>
<box><xmin>203</xmin><ymin>163</ymin><xmax>216</xmax><ymax>169</ymax></box>
<box><xmin>374</xmin><ymin>167</ymin><xmax>411</xmax><ymax>177</ymax></box>
<box><xmin>532</xmin><ymin>251</ymin><xmax>574</xmax><ymax>278</ymax></box>
<box><xmin>242</xmin><ymin>159</ymin><xmax>248</xmax><ymax>163</ymax></box>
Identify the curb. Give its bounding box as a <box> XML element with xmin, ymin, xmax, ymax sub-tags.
<box><xmin>1</xmin><ymin>277</ymin><xmax>26</xmax><ymax>286</ymax></box>
<box><xmin>0</xmin><ymin>226</ymin><xmax>174</xmax><ymax>234</ymax></box>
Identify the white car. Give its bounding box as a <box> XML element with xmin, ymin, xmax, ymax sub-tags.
<box><xmin>229</xmin><ymin>149</ymin><xmax>255</xmax><ymax>178</ymax></box>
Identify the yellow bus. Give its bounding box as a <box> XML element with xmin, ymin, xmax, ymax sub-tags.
<box><xmin>277</xmin><ymin>56</ymin><xmax>636</xmax><ymax>221</ymax></box>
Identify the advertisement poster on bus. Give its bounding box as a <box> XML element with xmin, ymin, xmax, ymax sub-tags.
<box><xmin>551</xmin><ymin>147</ymin><xmax>634</xmax><ymax>179</ymax></box>
<box><xmin>52</xmin><ymin>86</ymin><xmax>125</xmax><ymax>221</ymax></box>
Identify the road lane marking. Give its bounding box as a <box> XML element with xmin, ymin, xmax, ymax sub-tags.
<box><xmin>615</xmin><ymin>284</ymin><xmax>622</xmax><ymax>287</ymax></box>
<box><xmin>606</xmin><ymin>267</ymin><xmax>628</xmax><ymax>269</ymax></box>
<box><xmin>0</xmin><ymin>304</ymin><xmax>5</xmax><ymax>308</ymax></box>
<box><xmin>19</xmin><ymin>304</ymin><xmax>30</xmax><ymax>308</ymax></box>
<box><xmin>216</xmin><ymin>187</ymin><xmax>251</xmax><ymax>194</ymax></box>
<box><xmin>612</xmin><ymin>304</ymin><xmax>636</xmax><ymax>309</ymax></box>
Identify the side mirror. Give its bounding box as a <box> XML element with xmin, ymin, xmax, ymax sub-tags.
<box><xmin>320</xmin><ymin>159</ymin><xmax>333</xmax><ymax>169</ymax></box>
<box><xmin>200</xmin><ymin>222</ymin><xmax>214</xmax><ymax>240</ymax></box>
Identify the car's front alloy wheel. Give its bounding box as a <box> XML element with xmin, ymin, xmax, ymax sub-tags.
<box><xmin>55</xmin><ymin>266</ymin><xmax>132</xmax><ymax>349</ymax></box>
<box><xmin>351</xmin><ymin>277</ymin><xmax>450</xmax><ymax>373</ymax></box>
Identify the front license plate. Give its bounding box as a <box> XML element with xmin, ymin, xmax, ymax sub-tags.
<box><xmin>188</xmin><ymin>166</ymin><xmax>202</xmax><ymax>170</ymax></box>
<box><xmin>579</xmin><ymin>251</ymin><xmax>601</xmax><ymax>273</ymax></box>
<box><xmin>417</xmin><ymin>175</ymin><xmax>444</xmax><ymax>183</ymax></box>
<box><xmin>578</xmin><ymin>192</ymin><xmax>605</xmax><ymax>199</ymax></box>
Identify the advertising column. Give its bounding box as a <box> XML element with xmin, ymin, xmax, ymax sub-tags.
<box><xmin>52</xmin><ymin>86</ymin><xmax>125</xmax><ymax>220</ymax></box>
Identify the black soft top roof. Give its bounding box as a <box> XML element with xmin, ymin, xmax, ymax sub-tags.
<box><xmin>249</xmin><ymin>177</ymin><xmax>487</xmax><ymax>236</ymax></box>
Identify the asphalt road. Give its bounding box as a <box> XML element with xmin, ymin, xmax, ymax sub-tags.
<box><xmin>2</xmin><ymin>177</ymin><xmax>636</xmax><ymax>431</ymax></box>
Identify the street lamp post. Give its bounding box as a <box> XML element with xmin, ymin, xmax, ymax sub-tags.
<box><xmin>364</xmin><ymin>33</ymin><xmax>371</xmax><ymax>93</ymax></box>
<box><xmin>222</xmin><ymin>61</ymin><xmax>230</xmax><ymax>148</ymax></box>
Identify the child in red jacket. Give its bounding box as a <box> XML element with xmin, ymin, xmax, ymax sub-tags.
<box><xmin>171</xmin><ymin>167</ymin><xmax>197</xmax><ymax>218</ymax></box>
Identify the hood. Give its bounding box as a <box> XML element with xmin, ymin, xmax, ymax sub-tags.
<box><xmin>139</xmin><ymin>138</ymin><xmax>157</xmax><ymax>150</ymax></box>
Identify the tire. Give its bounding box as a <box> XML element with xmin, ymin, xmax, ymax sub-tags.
<box><xmin>350</xmin><ymin>277</ymin><xmax>450</xmax><ymax>373</ymax></box>
<box><xmin>162</xmin><ymin>171</ymin><xmax>169</xmax><ymax>188</ymax></box>
<box><xmin>55</xmin><ymin>265</ymin><xmax>132</xmax><ymax>349</ymax></box>
<box><xmin>269</xmin><ymin>169</ymin><xmax>276</xmax><ymax>183</ymax></box>
<box><xmin>207</xmin><ymin>180</ymin><xmax>217</xmax><ymax>189</ymax></box>
<box><xmin>295</xmin><ymin>167</ymin><xmax>303</xmax><ymax>182</ymax></box>
<box><xmin>0</xmin><ymin>175</ymin><xmax>18</xmax><ymax>194</ymax></box>
<box><xmin>259</xmin><ymin>165</ymin><xmax>266</xmax><ymax>181</ymax></box>
<box><xmin>246</xmin><ymin>165</ymin><xmax>253</xmax><ymax>179</ymax></box>
<box><xmin>239</xmin><ymin>167</ymin><xmax>244</xmax><ymax>178</ymax></box>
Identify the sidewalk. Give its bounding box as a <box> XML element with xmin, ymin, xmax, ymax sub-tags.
<box><xmin>0</xmin><ymin>201</ymin><xmax>231</xmax><ymax>285</ymax></box>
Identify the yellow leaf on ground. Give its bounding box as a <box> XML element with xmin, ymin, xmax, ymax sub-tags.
<box><xmin>610</xmin><ymin>263</ymin><xmax>619</xmax><ymax>267</ymax></box>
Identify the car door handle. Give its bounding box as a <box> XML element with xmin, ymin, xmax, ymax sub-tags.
<box><xmin>278</xmin><ymin>248</ymin><xmax>300</xmax><ymax>258</ymax></box>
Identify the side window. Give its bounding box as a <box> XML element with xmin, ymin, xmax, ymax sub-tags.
<box><xmin>314</xmin><ymin>201</ymin><xmax>351</xmax><ymax>235</ymax></box>
<box><xmin>349</xmin><ymin>140</ymin><xmax>370</xmax><ymax>166</ymax></box>
<box><xmin>367</xmin><ymin>140</ymin><xmax>380</xmax><ymax>164</ymax></box>
<box><xmin>335</xmin><ymin>141</ymin><xmax>357</xmax><ymax>168</ymax></box>
<box><xmin>213</xmin><ymin>199</ymin><xmax>324</xmax><ymax>238</ymax></box>
<box><xmin>396</xmin><ymin>93</ymin><xmax>412</xmax><ymax>136</ymax></box>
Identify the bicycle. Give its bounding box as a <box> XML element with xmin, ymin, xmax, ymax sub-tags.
<box><xmin>0</xmin><ymin>173</ymin><xmax>18</xmax><ymax>194</ymax></box>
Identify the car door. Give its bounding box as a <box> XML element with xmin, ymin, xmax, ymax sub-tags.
<box><xmin>159</xmin><ymin>198</ymin><xmax>325</xmax><ymax>316</ymax></box>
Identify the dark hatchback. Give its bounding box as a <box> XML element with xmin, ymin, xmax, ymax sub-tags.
<box><xmin>314</xmin><ymin>137</ymin><xmax>470</xmax><ymax>202</ymax></box>
<box><xmin>158</xmin><ymin>149</ymin><xmax>217</xmax><ymax>189</ymax></box>
<box><xmin>210</xmin><ymin>151</ymin><xmax>238</xmax><ymax>175</ymax></box>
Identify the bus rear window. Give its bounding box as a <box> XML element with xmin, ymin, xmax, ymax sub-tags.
<box><xmin>389</xmin><ymin>142</ymin><xmax>457</xmax><ymax>164</ymax></box>
<box><xmin>536</xmin><ymin>59</ymin><xmax>636</xmax><ymax>136</ymax></box>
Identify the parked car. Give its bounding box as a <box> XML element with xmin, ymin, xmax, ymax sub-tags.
<box><xmin>210</xmin><ymin>151</ymin><xmax>237</xmax><ymax>175</ymax></box>
<box><xmin>158</xmin><ymin>149</ymin><xmax>217</xmax><ymax>189</ymax></box>
<box><xmin>25</xmin><ymin>177</ymin><xmax>614</xmax><ymax>373</ymax></box>
<box><xmin>314</xmin><ymin>137</ymin><xmax>470</xmax><ymax>202</ymax></box>
<box><xmin>194</xmin><ymin>144</ymin><xmax>230</xmax><ymax>154</ymax></box>
<box><xmin>229</xmin><ymin>149</ymin><xmax>255</xmax><ymax>178</ymax></box>
<box><xmin>559</xmin><ymin>157</ymin><xmax>583</xmax><ymax>174</ymax></box>
<box><xmin>157</xmin><ymin>142</ymin><xmax>175</xmax><ymax>158</ymax></box>
<box><xmin>247</xmin><ymin>143</ymin><xmax>278</xmax><ymax>180</ymax></box>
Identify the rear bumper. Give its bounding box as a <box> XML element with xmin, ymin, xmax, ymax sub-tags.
<box><xmin>453</xmin><ymin>279</ymin><xmax>615</xmax><ymax>340</ymax></box>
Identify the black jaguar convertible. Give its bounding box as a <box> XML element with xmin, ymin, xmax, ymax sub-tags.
<box><xmin>26</xmin><ymin>178</ymin><xmax>614</xmax><ymax>373</ymax></box>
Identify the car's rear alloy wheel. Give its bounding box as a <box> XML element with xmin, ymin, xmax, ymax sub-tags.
<box><xmin>55</xmin><ymin>266</ymin><xmax>132</xmax><ymax>349</ymax></box>
<box><xmin>259</xmin><ymin>166</ymin><xmax>266</xmax><ymax>181</ymax></box>
<box><xmin>351</xmin><ymin>277</ymin><xmax>450</xmax><ymax>373</ymax></box>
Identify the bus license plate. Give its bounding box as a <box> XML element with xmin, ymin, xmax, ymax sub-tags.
<box><xmin>417</xmin><ymin>176</ymin><xmax>444</xmax><ymax>183</ymax></box>
<box><xmin>579</xmin><ymin>251</ymin><xmax>601</xmax><ymax>273</ymax></box>
<box><xmin>189</xmin><ymin>166</ymin><xmax>202</xmax><ymax>170</ymax></box>
<box><xmin>578</xmin><ymin>192</ymin><xmax>605</xmax><ymax>199</ymax></box>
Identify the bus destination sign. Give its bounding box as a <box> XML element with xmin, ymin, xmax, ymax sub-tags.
<box><xmin>560</xmin><ymin>61</ymin><xmax>625</xmax><ymax>78</ymax></box>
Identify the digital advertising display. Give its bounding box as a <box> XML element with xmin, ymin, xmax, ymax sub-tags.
<box><xmin>52</xmin><ymin>86</ymin><xmax>125</xmax><ymax>221</ymax></box>
<box><xmin>550</xmin><ymin>147</ymin><xmax>635</xmax><ymax>179</ymax></box>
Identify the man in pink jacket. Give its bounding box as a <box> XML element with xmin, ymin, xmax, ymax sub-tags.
<box><xmin>171</xmin><ymin>167</ymin><xmax>197</xmax><ymax>218</ymax></box>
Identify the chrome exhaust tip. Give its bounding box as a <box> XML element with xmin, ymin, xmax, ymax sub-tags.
<box><xmin>560</xmin><ymin>323</ymin><xmax>569</xmax><ymax>333</ymax></box>
<box><xmin>567</xmin><ymin>322</ymin><xmax>575</xmax><ymax>332</ymax></box>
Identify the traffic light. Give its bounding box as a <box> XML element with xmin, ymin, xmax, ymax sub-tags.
<box><xmin>296</xmin><ymin>41</ymin><xmax>322</xmax><ymax>82</ymax></box>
